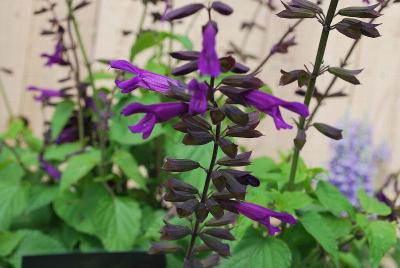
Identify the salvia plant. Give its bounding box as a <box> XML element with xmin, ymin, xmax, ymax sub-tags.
<box><xmin>0</xmin><ymin>0</ymin><xmax>399</xmax><ymax>268</ymax></box>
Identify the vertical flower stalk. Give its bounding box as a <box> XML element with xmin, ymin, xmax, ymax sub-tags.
<box><xmin>278</xmin><ymin>0</ymin><xmax>384</xmax><ymax>190</ymax></box>
<box><xmin>285</xmin><ymin>0</ymin><xmax>339</xmax><ymax>190</ymax></box>
<box><xmin>112</xmin><ymin>1</ymin><xmax>308</xmax><ymax>265</ymax></box>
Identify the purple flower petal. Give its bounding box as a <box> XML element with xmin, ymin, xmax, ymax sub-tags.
<box><xmin>198</xmin><ymin>22</ymin><xmax>220</xmax><ymax>77</ymax></box>
<box><xmin>188</xmin><ymin>79</ymin><xmax>209</xmax><ymax>114</ymax></box>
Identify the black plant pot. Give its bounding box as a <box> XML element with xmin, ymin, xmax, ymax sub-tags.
<box><xmin>22</xmin><ymin>251</ymin><xmax>166</xmax><ymax>268</ymax></box>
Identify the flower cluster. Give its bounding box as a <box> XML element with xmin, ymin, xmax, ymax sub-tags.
<box><xmin>111</xmin><ymin>1</ymin><xmax>308</xmax><ymax>265</ymax></box>
<box><xmin>328</xmin><ymin>120</ymin><xmax>391</xmax><ymax>205</ymax></box>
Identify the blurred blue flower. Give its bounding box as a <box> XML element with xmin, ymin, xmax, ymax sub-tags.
<box><xmin>327</xmin><ymin>120</ymin><xmax>391</xmax><ymax>205</ymax></box>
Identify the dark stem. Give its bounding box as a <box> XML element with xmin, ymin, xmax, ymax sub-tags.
<box><xmin>305</xmin><ymin>0</ymin><xmax>391</xmax><ymax>129</ymax></box>
<box><xmin>287</xmin><ymin>0</ymin><xmax>339</xmax><ymax>191</ymax></box>
<box><xmin>65</xmin><ymin>0</ymin><xmax>97</xmax><ymax>93</ymax></box>
<box><xmin>65</xmin><ymin>3</ymin><xmax>86</xmax><ymax>147</ymax></box>
<box><xmin>185</xmin><ymin>77</ymin><xmax>220</xmax><ymax>261</ymax></box>
<box><xmin>254</xmin><ymin>19</ymin><xmax>304</xmax><ymax>72</ymax></box>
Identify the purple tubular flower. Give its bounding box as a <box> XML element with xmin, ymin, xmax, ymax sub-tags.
<box><xmin>188</xmin><ymin>79</ymin><xmax>209</xmax><ymax>114</ymax></box>
<box><xmin>39</xmin><ymin>154</ymin><xmax>61</xmax><ymax>180</ymax></box>
<box><xmin>242</xmin><ymin>90</ymin><xmax>309</xmax><ymax>130</ymax></box>
<box><xmin>223</xmin><ymin>201</ymin><xmax>297</xmax><ymax>235</ymax></box>
<box><xmin>198</xmin><ymin>22</ymin><xmax>220</xmax><ymax>77</ymax></box>
<box><xmin>110</xmin><ymin>60</ymin><xmax>181</xmax><ymax>94</ymax></box>
<box><xmin>28</xmin><ymin>86</ymin><xmax>66</xmax><ymax>102</ymax></box>
<box><xmin>55</xmin><ymin>126</ymin><xmax>79</xmax><ymax>144</ymax></box>
<box><xmin>161</xmin><ymin>0</ymin><xmax>172</xmax><ymax>20</ymax></box>
<box><xmin>41</xmin><ymin>40</ymin><xmax>68</xmax><ymax>67</ymax></box>
<box><xmin>122</xmin><ymin>102</ymin><xmax>188</xmax><ymax>139</ymax></box>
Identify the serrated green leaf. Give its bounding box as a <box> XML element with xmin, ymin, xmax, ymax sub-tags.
<box><xmin>51</xmin><ymin>100</ymin><xmax>75</xmax><ymax>140</ymax></box>
<box><xmin>321</xmin><ymin>213</ymin><xmax>352</xmax><ymax>239</ymax></box>
<box><xmin>315</xmin><ymin>180</ymin><xmax>355</xmax><ymax>217</ymax></box>
<box><xmin>273</xmin><ymin>191</ymin><xmax>313</xmax><ymax>213</ymax></box>
<box><xmin>9</xmin><ymin>230</ymin><xmax>65</xmax><ymax>268</ymax></box>
<box><xmin>0</xmin><ymin>177</ymin><xmax>28</xmax><ymax>229</ymax></box>
<box><xmin>44</xmin><ymin>142</ymin><xmax>81</xmax><ymax>161</ymax></box>
<box><xmin>25</xmin><ymin>184</ymin><xmax>58</xmax><ymax>213</ymax></box>
<box><xmin>60</xmin><ymin>150</ymin><xmax>101</xmax><ymax>191</ymax></box>
<box><xmin>367</xmin><ymin>221</ymin><xmax>396</xmax><ymax>266</ymax></box>
<box><xmin>54</xmin><ymin>183</ymin><xmax>107</xmax><ymax>235</ymax></box>
<box><xmin>93</xmin><ymin>196</ymin><xmax>142</xmax><ymax>250</ymax></box>
<box><xmin>0</xmin><ymin>231</ymin><xmax>23</xmax><ymax>257</ymax></box>
<box><xmin>112</xmin><ymin>150</ymin><xmax>147</xmax><ymax>190</ymax></box>
<box><xmin>300</xmin><ymin>211</ymin><xmax>338</xmax><ymax>259</ymax></box>
<box><xmin>219</xmin><ymin>228</ymin><xmax>292</xmax><ymax>268</ymax></box>
<box><xmin>357</xmin><ymin>189</ymin><xmax>391</xmax><ymax>216</ymax></box>
<box><xmin>130</xmin><ymin>31</ymin><xmax>192</xmax><ymax>61</ymax></box>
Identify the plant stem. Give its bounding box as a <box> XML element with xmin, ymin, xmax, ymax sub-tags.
<box><xmin>287</xmin><ymin>0</ymin><xmax>339</xmax><ymax>191</ymax></box>
<box><xmin>65</xmin><ymin>4</ymin><xmax>85</xmax><ymax>148</ymax></box>
<box><xmin>254</xmin><ymin>19</ymin><xmax>304</xmax><ymax>72</ymax></box>
<box><xmin>0</xmin><ymin>75</ymin><xmax>13</xmax><ymax>119</ymax></box>
<box><xmin>66</xmin><ymin>0</ymin><xmax>96</xmax><ymax>93</ymax></box>
<box><xmin>305</xmin><ymin>0</ymin><xmax>391</xmax><ymax>129</ymax></box>
<box><xmin>185</xmin><ymin>77</ymin><xmax>220</xmax><ymax>261</ymax></box>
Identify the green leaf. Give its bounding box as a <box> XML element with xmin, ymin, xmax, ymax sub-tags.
<box><xmin>367</xmin><ymin>221</ymin><xmax>396</xmax><ymax>266</ymax></box>
<box><xmin>357</xmin><ymin>189</ymin><xmax>391</xmax><ymax>216</ymax></box>
<box><xmin>9</xmin><ymin>230</ymin><xmax>65</xmax><ymax>268</ymax></box>
<box><xmin>93</xmin><ymin>196</ymin><xmax>142</xmax><ymax>250</ymax></box>
<box><xmin>50</xmin><ymin>100</ymin><xmax>75</xmax><ymax>140</ymax></box>
<box><xmin>1</xmin><ymin>119</ymin><xmax>24</xmax><ymax>140</ymax></box>
<box><xmin>315</xmin><ymin>180</ymin><xmax>355</xmax><ymax>217</ymax></box>
<box><xmin>300</xmin><ymin>211</ymin><xmax>338</xmax><ymax>259</ymax></box>
<box><xmin>0</xmin><ymin>231</ymin><xmax>23</xmax><ymax>257</ymax></box>
<box><xmin>219</xmin><ymin>228</ymin><xmax>292</xmax><ymax>268</ymax></box>
<box><xmin>112</xmin><ymin>150</ymin><xmax>147</xmax><ymax>190</ymax></box>
<box><xmin>60</xmin><ymin>150</ymin><xmax>101</xmax><ymax>191</ymax></box>
<box><xmin>44</xmin><ymin>142</ymin><xmax>81</xmax><ymax>161</ymax></box>
<box><xmin>25</xmin><ymin>184</ymin><xmax>58</xmax><ymax>213</ymax></box>
<box><xmin>246</xmin><ymin>156</ymin><xmax>278</xmax><ymax>181</ymax></box>
<box><xmin>321</xmin><ymin>213</ymin><xmax>352</xmax><ymax>239</ymax></box>
<box><xmin>54</xmin><ymin>183</ymin><xmax>107</xmax><ymax>235</ymax></box>
<box><xmin>85</xmin><ymin>71</ymin><xmax>115</xmax><ymax>83</ymax></box>
<box><xmin>55</xmin><ymin>183</ymin><xmax>142</xmax><ymax>250</ymax></box>
<box><xmin>130</xmin><ymin>31</ymin><xmax>192</xmax><ymax>61</ymax></box>
<box><xmin>273</xmin><ymin>191</ymin><xmax>313</xmax><ymax>213</ymax></box>
<box><xmin>0</xmin><ymin>177</ymin><xmax>28</xmax><ymax>229</ymax></box>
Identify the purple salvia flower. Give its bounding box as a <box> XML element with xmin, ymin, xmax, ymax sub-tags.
<box><xmin>41</xmin><ymin>40</ymin><xmax>68</xmax><ymax>67</ymax></box>
<box><xmin>198</xmin><ymin>22</ymin><xmax>220</xmax><ymax>77</ymax></box>
<box><xmin>222</xmin><ymin>200</ymin><xmax>297</xmax><ymax>235</ymax></box>
<box><xmin>39</xmin><ymin>154</ymin><xmax>61</xmax><ymax>180</ymax></box>
<box><xmin>188</xmin><ymin>79</ymin><xmax>208</xmax><ymax>114</ymax></box>
<box><xmin>110</xmin><ymin>60</ymin><xmax>182</xmax><ymax>94</ymax></box>
<box><xmin>242</xmin><ymin>90</ymin><xmax>309</xmax><ymax>130</ymax></box>
<box><xmin>121</xmin><ymin>102</ymin><xmax>188</xmax><ymax>139</ymax></box>
<box><xmin>55</xmin><ymin>126</ymin><xmax>79</xmax><ymax>144</ymax></box>
<box><xmin>28</xmin><ymin>86</ymin><xmax>66</xmax><ymax>102</ymax></box>
<box><xmin>161</xmin><ymin>0</ymin><xmax>172</xmax><ymax>21</ymax></box>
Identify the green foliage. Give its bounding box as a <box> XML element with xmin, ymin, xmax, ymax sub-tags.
<box><xmin>357</xmin><ymin>189</ymin><xmax>391</xmax><ymax>216</ymax></box>
<box><xmin>366</xmin><ymin>221</ymin><xmax>396</xmax><ymax>266</ymax></box>
<box><xmin>50</xmin><ymin>100</ymin><xmax>75</xmax><ymax>140</ymax></box>
<box><xmin>219</xmin><ymin>228</ymin><xmax>292</xmax><ymax>268</ymax></box>
<box><xmin>60</xmin><ymin>149</ymin><xmax>101</xmax><ymax>191</ymax></box>
<box><xmin>112</xmin><ymin>150</ymin><xmax>147</xmax><ymax>190</ymax></box>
